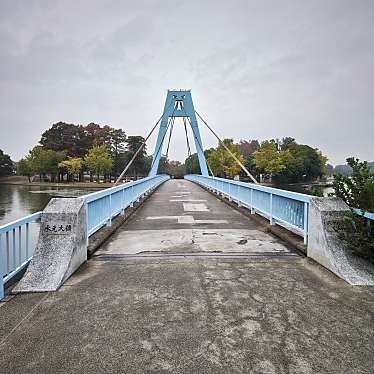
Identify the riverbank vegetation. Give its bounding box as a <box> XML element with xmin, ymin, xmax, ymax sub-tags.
<box><xmin>1</xmin><ymin>121</ymin><xmax>372</xmax><ymax>188</ymax></box>
<box><xmin>331</xmin><ymin>158</ymin><xmax>374</xmax><ymax>262</ymax></box>
<box><xmin>11</xmin><ymin>122</ymin><xmax>190</xmax><ymax>183</ymax></box>
<box><xmin>186</xmin><ymin>137</ymin><xmax>327</xmax><ymax>184</ymax></box>
<box><xmin>0</xmin><ymin>149</ymin><xmax>14</xmax><ymax>177</ymax></box>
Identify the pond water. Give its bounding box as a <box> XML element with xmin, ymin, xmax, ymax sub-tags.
<box><xmin>273</xmin><ymin>183</ymin><xmax>333</xmax><ymax>197</ymax></box>
<box><xmin>0</xmin><ymin>184</ymin><xmax>97</xmax><ymax>226</ymax></box>
<box><xmin>0</xmin><ymin>184</ymin><xmax>97</xmax><ymax>277</ymax></box>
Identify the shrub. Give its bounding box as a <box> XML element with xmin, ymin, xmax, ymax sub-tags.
<box><xmin>331</xmin><ymin>158</ymin><xmax>374</xmax><ymax>262</ymax></box>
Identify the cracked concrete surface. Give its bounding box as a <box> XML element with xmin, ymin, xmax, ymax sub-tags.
<box><xmin>95</xmin><ymin>228</ymin><xmax>291</xmax><ymax>254</ymax></box>
<box><xmin>1</xmin><ymin>259</ymin><xmax>374</xmax><ymax>373</ymax></box>
<box><xmin>0</xmin><ymin>180</ymin><xmax>373</xmax><ymax>373</ymax></box>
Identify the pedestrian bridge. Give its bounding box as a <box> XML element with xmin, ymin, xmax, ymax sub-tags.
<box><xmin>93</xmin><ymin>178</ymin><xmax>298</xmax><ymax>261</ymax></box>
<box><xmin>1</xmin><ymin>176</ymin><xmax>374</xmax><ymax>373</ymax></box>
<box><xmin>1</xmin><ymin>89</ymin><xmax>374</xmax><ymax>372</ymax></box>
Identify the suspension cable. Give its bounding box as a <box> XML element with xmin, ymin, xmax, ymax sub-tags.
<box><xmin>114</xmin><ymin>117</ymin><xmax>161</xmax><ymax>186</ymax></box>
<box><xmin>194</xmin><ymin>110</ymin><xmax>258</xmax><ymax>184</ymax></box>
<box><xmin>114</xmin><ymin>100</ymin><xmax>175</xmax><ymax>186</ymax></box>
<box><xmin>183</xmin><ymin>117</ymin><xmax>191</xmax><ymax>175</ymax></box>
<box><xmin>165</xmin><ymin>116</ymin><xmax>175</xmax><ymax>158</ymax></box>
<box><xmin>181</xmin><ymin>108</ymin><xmax>215</xmax><ymax>177</ymax></box>
<box><xmin>149</xmin><ymin>102</ymin><xmax>178</xmax><ymax>172</ymax></box>
<box><xmin>149</xmin><ymin>116</ymin><xmax>172</xmax><ymax>171</ymax></box>
<box><xmin>183</xmin><ymin>117</ymin><xmax>191</xmax><ymax>157</ymax></box>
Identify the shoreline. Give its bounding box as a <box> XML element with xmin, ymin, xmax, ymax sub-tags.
<box><xmin>0</xmin><ymin>177</ymin><xmax>113</xmax><ymax>189</ymax></box>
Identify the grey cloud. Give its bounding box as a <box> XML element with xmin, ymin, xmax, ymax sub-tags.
<box><xmin>0</xmin><ymin>0</ymin><xmax>373</xmax><ymax>165</ymax></box>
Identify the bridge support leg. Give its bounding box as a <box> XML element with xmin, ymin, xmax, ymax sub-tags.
<box><xmin>149</xmin><ymin>90</ymin><xmax>209</xmax><ymax>176</ymax></box>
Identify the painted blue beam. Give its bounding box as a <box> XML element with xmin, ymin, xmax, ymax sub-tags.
<box><xmin>149</xmin><ymin>90</ymin><xmax>209</xmax><ymax>176</ymax></box>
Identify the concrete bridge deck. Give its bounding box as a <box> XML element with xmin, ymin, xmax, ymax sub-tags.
<box><xmin>1</xmin><ymin>180</ymin><xmax>374</xmax><ymax>373</ymax></box>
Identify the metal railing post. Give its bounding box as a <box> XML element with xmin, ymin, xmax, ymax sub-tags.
<box><xmin>303</xmin><ymin>202</ymin><xmax>308</xmax><ymax>245</ymax></box>
<box><xmin>269</xmin><ymin>193</ymin><xmax>274</xmax><ymax>225</ymax></box>
<box><xmin>250</xmin><ymin>188</ymin><xmax>255</xmax><ymax>214</ymax></box>
<box><xmin>130</xmin><ymin>185</ymin><xmax>134</xmax><ymax>207</ymax></box>
<box><xmin>25</xmin><ymin>223</ymin><xmax>29</xmax><ymax>260</ymax></box>
<box><xmin>18</xmin><ymin>226</ymin><xmax>22</xmax><ymax>267</ymax></box>
<box><xmin>106</xmin><ymin>194</ymin><xmax>112</xmax><ymax>227</ymax></box>
<box><xmin>85</xmin><ymin>201</ymin><xmax>89</xmax><ymax>245</ymax></box>
<box><xmin>121</xmin><ymin>187</ymin><xmax>125</xmax><ymax>215</ymax></box>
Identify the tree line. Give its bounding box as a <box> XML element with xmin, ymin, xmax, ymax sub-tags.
<box><xmin>185</xmin><ymin>137</ymin><xmax>328</xmax><ymax>183</ymax></box>
<box><xmin>16</xmin><ymin>122</ymin><xmax>152</xmax><ymax>183</ymax></box>
<box><xmin>0</xmin><ymin>121</ymin><xmax>358</xmax><ymax>185</ymax></box>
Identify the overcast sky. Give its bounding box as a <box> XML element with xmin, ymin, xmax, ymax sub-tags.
<box><xmin>1</xmin><ymin>0</ymin><xmax>373</xmax><ymax>165</ymax></box>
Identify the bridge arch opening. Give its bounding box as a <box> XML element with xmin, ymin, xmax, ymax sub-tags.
<box><xmin>149</xmin><ymin>90</ymin><xmax>209</xmax><ymax>177</ymax></box>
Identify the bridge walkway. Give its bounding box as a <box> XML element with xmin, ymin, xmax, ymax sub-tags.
<box><xmin>0</xmin><ymin>180</ymin><xmax>374</xmax><ymax>373</ymax></box>
<box><xmin>93</xmin><ymin>179</ymin><xmax>296</xmax><ymax>260</ymax></box>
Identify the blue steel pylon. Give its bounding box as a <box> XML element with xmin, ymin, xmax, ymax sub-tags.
<box><xmin>149</xmin><ymin>90</ymin><xmax>209</xmax><ymax>176</ymax></box>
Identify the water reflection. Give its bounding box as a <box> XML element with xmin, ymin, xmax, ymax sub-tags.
<box><xmin>0</xmin><ymin>184</ymin><xmax>96</xmax><ymax>277</ymax></box>
<box><xmin>0</xmin><ymin>185</ymin><xmax>96</xmax><ymax>226</ymax></box>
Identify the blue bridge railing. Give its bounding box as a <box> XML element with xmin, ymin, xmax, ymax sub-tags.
<box><xmin>84</xmin><ymin>175</ymin><xmax>169</xmax><ymax>236</ymax></box>
<box><xmin>0</xmin><ymin>174</ymin><xmax>169</xmax><ymax>299</ymax></box>
<box><xmin>0</xmin><ymin>212</ymin><xmax>42</xmax><ymax>299</ymax></box>
<box><xmin>185</xmin><ymin>175</ymin><xmax>310</xmax><ymax>244</ymax></box>
<box><xmin>354</xmin><ymin>208</ymin><xmax>374</xmax><ymax>222</ymax></box>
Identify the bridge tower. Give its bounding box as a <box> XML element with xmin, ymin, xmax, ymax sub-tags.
<box><xmin>149</xmin><ymin>90</ymin><xmax>209</xmax><ymax>176</ymax></box>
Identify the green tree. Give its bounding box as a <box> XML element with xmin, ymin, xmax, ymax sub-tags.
<box><xmin>108</xmin><ymin>128</ymin><xmax>126</xmax><ymax>179</ymax></box>
<box><xmin>253</xmin><ymin>139</ymin><xmax>327</xmax><ymax>183</ymax></box>
<box><xmin>237</xmin><ymin>140</ymin><xmax>260</xmax><ymax>158</ymax></box>
<box><xmin>58</xmin><ymin>158</ymin><xmax>83</xmax><ymax>182</ymax></box>
<box><xmin>17</xmin><ymin>158</ymin><xmax>33</xmax><ymax>182</ymax></box>
<box><xmin>84</xmin><ymin>145</ymin><xmax>112</xmax><ymax>183</ymax></box>
<box><xmin>0</xmin><ymin>149</ymin><xmax>14</xmax><ymax>177</ymax></box>
<box><xmin>40</xmin><ymin>122</ymin><xmax>88</xmax><ymax>158</ymax></box>
<box><xmin>253</xmin><ymin>141</ymin><xmax>285</xmax><ymax>175</ymax></box>
<box><xmin>208</xmin><ymin>139</ymin><xmax>243</xmax><ymax>178</ymax></box>
<box><xmin>332</xmin><ymin>158</ymin><xmax>374</xmax><ymax>211</ymax></box>
<box><xmin>280</xmin><ymin>137</ymin><xmax>296</xmax><ymax>151</ymax></box>
<box><xmin>331</xmin><ymin>158</ymin><xmax>374</xmax><ymax>261</ymax></box>
<box><xmin>158</xmin><ymin>156</ymin><xmax>169</xmax><ymax>174</ymax></box>
<box><xmin>185</xmin><ymin>153</ymin><xmax>200</xmax><ymax>174</ymax></box>
<box><xmin>27</xmin><ymin>147</ymin><xmax>66</xmax><ymax>182</ymax></box>
<box><xmin>124</xmin><ymin>136</ymin><xmax>147</xmax><ymax>176</ymax></box>
<box><xmin>167</xmin><ymin>161</ymin><xmax>186</xmax><ymax>178</ymax></box>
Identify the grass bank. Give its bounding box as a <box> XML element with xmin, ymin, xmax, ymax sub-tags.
<box><xmin>0</xmin><ymin>176</ymin><xmax>112</xmax><ymax>189</ymax></box>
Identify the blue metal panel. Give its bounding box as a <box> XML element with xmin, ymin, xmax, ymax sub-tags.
<box><xmin>149</xmin><ymin>90</ymin><xmax>209</xmax><ymax>176</ymax></box>
<box><xmin>85</xmin><ymin>175</ymin><xmax>170</xmax><ymax>236</ymax></box>
<box><xmin>0</xmin><ymin>211</ymin><xmax>42</xmax><ymax>299</ymax></box>
<box><xmin>0</xmin><ymin>175</ymin><xmax>168</xmax><ymax>299</ymax></box>
<box><xmin>353</xmin><ymin>208</ymin><xmax>374</xmax><ymax>221</ymax></box>
<box><xmin>185</xmin><ymin>174</ymin><xmax>310</xmax><ymax>243</ymax></box>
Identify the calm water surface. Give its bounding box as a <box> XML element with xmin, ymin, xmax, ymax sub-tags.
<box><xmin>0</xmin><ymin>184</ymin><xmax>96</xmax><ymax>226</ymax></box>
<box><xmin>0</xmin><ymin>184</ymin><xmax>96</xmax><ymax>276</ymax></box>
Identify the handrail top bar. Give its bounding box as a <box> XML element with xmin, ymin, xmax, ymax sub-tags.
<box><xmin>186</xmin><ymin>175</ymin><xmax>311</xmax><ymax>203</ymax></box>
<box><xmin>0</xmin><ymin>176</ymin><xmax>168</xmax><ymax>232</ymax></box>
<box><xmin>84</xmin><ymin>175</ymin><xmax>168</xmax><ymax>203</ymax></box>
<box><xmin>353</xmin><ymin>208</ymin><xmax>374</xmax><ymax>220</ymax></box>
<box><xmin>0</xmin><ymin>211</ymin><xmax>42</xmax><ymax>234</ymax></box>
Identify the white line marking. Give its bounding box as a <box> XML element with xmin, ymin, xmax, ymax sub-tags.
<box><xmin>145</xmin><ymin>216</ymin><xmax>226</xmax><ymax>225</ymax></box>
<box><xmin>178</xmin><ymin>216</ymin><xmax>195</xmax><ymax>224</ymax></box>
<box><xmin>195</xmin><ymin>220</ymin><xmax>228</xmax><ymax>224</ymax></box>
<box><xmin>146</xmin><ymin>216</ymin><xmax>180</xmax><ymax>220</ymax></box>
<box><xmin>170</xmin><ymin>199</ymin><xmax>207</xmax><ymax>202</ymax></box>
<box><xmin>183</xmin><ymin>203</ymin><xmax>209</xmax><ymax>212</ymax></box>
